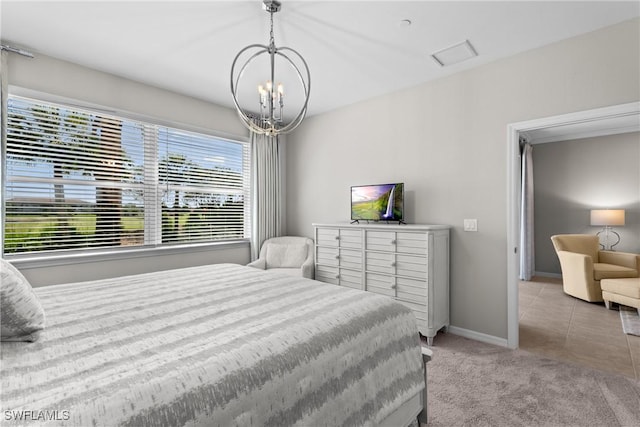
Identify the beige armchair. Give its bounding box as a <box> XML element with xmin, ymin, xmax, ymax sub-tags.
<box><xmin>247</xmin><ymin>236</ymin><xmax>315</xmax><ymax>279</ymax></box>
<box><xmin>550</xmin><ymin>234</ymin><xmax>639</xmax><ymax>302</ymax></box>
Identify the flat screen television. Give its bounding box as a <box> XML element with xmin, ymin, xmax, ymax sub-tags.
<box><xmin>350</xmin><ymin>183</ymin><xmax>404</xmax><ymax>223</ymax></box>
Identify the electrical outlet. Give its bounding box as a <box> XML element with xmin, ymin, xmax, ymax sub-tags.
<box><xmin>464</xmin><ymin>219</ymin><xmax>478</xmax><ymax>232</ymax></box>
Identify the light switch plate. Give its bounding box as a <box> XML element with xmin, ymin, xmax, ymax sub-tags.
<box><xmin>464</xmin><ymin>219</ymin><xmax>478</xmax><ymax>232</ymax></box>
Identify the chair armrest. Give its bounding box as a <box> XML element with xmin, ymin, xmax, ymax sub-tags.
<box><xmin>599</xmin><ymin>251</ymin><xmax>639</xmax><ymax>271</ymax></box>
<box><xmin>556</xmin><ymin>250</ymin><xmax>594</xmax><ymax>285</ymax></box>
<box><xmin>247</xmin><ymin>259</ymin><xmax>266</xmax><ymax>270</ymax></box>
<box><xmin>557</xmin><ymin>250</ymin><xmax>592</xmax><ymax>272</ymax></box>
<box><xmin>301</xmin><ymin>257</ymin><xmax>315</xmax><ymax>279</ymax></box>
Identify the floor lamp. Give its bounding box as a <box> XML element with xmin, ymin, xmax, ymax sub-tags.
<box><xmin>590</xmin><ymin>209</ymin><xmax>625</xmax><ymax>250</ymax></box>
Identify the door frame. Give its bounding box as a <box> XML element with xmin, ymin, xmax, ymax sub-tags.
<box><xmin>506</xmin><ymin>101</ymin><xmax>640</xmax><ymax>349</ymax></box>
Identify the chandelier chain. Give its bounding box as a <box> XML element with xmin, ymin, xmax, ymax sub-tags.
<box><xmin>269</xmin><ymin>10</ymin><xmax>275</xmax><ymax>50</ymax></box>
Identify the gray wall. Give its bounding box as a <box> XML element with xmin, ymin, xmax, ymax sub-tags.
<box><xmin>4</xmin><ymin>53</ymin><xmax>252</xmax><ymax>285</ymax></box>
<box><xmin>285</xmin><ymin>19</ymin><xmax>640</xmax><ymax>341</ymax></box>
<box><xmin>533</xmin><ymin>132</ymin><xmax>640</xmax><ymax>275</ymax></box>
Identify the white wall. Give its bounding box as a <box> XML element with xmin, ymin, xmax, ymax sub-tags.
<box><xmin>285</xmin><ymin>19</ymin><xmax>640</xmax><ymax>340</ymax></box>
<box><xmin>5</xmin><ymin>53</ymin><xmax>252</xmax><ymax>285</ymax></box>
<box><xmin>534</xmin><ymin>132</ymin><xmax>640</xmax><ymax>275</ymax></box>
<box><xmin>18</xmin><ymin>243</ymin><xmax>250</xmax><ymax>287</ymax></box>
<box><xmin>7</xmin><ymin>53</ymin><xmax>247</xmax><ymax>137</ymax></box>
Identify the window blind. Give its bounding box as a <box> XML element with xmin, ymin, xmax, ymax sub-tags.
<box><xmin>4</xmin><ymin>95</ymin><xmax>250</xmax><ymax>255</ymax></box>
<box><xmin>157</xmin><ymin>127</ymin><xmax>249</xmax><ymax>243</ymax></box>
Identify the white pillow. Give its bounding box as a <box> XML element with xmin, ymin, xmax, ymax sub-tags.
<box><xmin>1</xmin><ymin>259</ymin><xmax>45</xmax><ymax>342</ymax></box>
<box><xmin>266</xmin><ymin>243</ymin><xmax>308</xmax><ymax>269</ymax></box>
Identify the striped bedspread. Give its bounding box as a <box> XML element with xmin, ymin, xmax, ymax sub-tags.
<box><xmin>1</xmin><ymin>263</ymin><xmax>424</xmax><ymax>426</ymax></box>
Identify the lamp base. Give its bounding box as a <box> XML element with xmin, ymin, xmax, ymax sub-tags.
<box><xmin>596</xmin><ymin>227</ymin><xmax>621</xmax><ymax>251</ymax></box>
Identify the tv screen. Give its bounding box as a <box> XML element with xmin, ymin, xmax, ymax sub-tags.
<box><xmin>351</xmin><ymin>183</ymin><xmax>404</xmax><ymax>222</ymax></box>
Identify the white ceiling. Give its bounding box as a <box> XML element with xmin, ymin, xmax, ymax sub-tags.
<box><xmin>1</xmin><ymin>1</ymin><xmax>639</xmax><ymax>119</ymax></box>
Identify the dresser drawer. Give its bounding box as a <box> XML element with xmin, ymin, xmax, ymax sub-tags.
<box><xmin>366</xmin><ymin>230</ymin><xmax>428</xmax><ymax>256</ymax></box>
<box><xmin>317</xmin><ymin>244</ymin><xmax>362</xmax><ymax>270</ymax></box>
<box><xmin>317</xmin><ymin>228</ymin><xmax>340</xmax><ymax>247</ymax></box>
<box><xmin>364</xmin><ymin>273</ymin><xmax>427</xmax><ymax>302</ymax></box>
<box><xmin>365</xmin><ymin>251</ymin><xmax>394</xmax><ymax>274</ymax></box>
<box><xmin>395</xmin><ymin>254</ymin><xmax>428</xmax><ymax>279</ymax></box>
<box><xmin>366</xmin><ymin>231</ymin><xmax>396</xmax><ymax>252</ymax></box>
<box><xmin>396</xmin><ymin>299</ymin><xmax>427</xmax><ymax>322</ymax></box>
<box><xmin>338</xmin><ymin>268</ymin><xmax>362</xmax><ymax>290</ymax></box>
<box><xmin>365</xmin><ymin>252</ymin><xmax>427</xmax><ymax>279</ymax></box>
<box><xmin>338</xmin><ymin>248</ymin><xmax>362</xmax><ymax>270</ymax></box>
<box><xmin>316</xmin><ymin>265</ymin><xmax>339</xmax><ymax>283</ymax></box>
<box><xmin>316</xmin><ymin>265</ymin><xmax>362</xmax><ymax>289</ymax></box>
<box><xmin>396</xmin><ymin>232</ymin><xmax>428</xmax><ymax>256</ymax></box>
<box><xmin>396</xmin><ymin>276</ymin><xmax>427</xmax><ymax>303</ymax></box>
<box><xmin>317</xmin><ymin>247</ymin><xmax>339</xmax><ymax>266</ymax></box>
<box><xmin>338</xmin><ymin>229</ymin><xmax>363</xmax><ymax>249</ymax></box>
<box><xmin>364</xmin><ymin>273</ymin><xmax>395</xmax><ymax>298</ymax></box>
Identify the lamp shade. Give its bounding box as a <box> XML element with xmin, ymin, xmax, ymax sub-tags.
<box><xmin>590</xmin><ymin>209</ymin><xmax>625</xmax><ymax>226</ymax></box>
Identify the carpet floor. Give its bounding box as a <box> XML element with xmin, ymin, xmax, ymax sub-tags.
<box><xmin>424</xmin><ymin>334</ymin><xmax>640</xmax><ymax>427</ymax></box>
<box><xmin>620</xmin><ymin>307</ymin><xmax>640</xmax><ymax>336</ymax></box>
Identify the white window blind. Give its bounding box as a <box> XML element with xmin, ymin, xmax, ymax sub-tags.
<box><xmin>4</xmin><ymin>95</ymin><xmax>250</xmax><ymax>255</ymax></box>
<box><xmin>158</xmin><ymin>128</ymin><xmax>249</xmax><ymax>243</ymax></box>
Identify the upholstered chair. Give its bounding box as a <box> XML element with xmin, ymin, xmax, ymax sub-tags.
<box><xmin>550</xmin><ymin>234</ymin><xmax>639</xmax><ymax>302</ymax></box>
<box><xmin>247</xmin><ymin>236</ymin><xmax>315</xmax><ymax>279</ymax></box>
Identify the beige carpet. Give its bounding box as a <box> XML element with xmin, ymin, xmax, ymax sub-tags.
<box><xmin>423</xmin><ymin>334</ymin><xmax>640</xmax><ymax>427</ymax></box>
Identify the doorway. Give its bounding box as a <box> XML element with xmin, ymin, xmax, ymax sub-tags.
<box><xmin>506</xmin><ymin>101</ymin><xmax>640</xmax><ymax>349</ymax></box>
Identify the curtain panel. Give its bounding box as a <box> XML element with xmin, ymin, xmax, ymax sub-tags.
<box><xmin>519</xmin><ymin>142</ymin><xmax>535</xmax><ymax>280</ymax></box>
<box><xmin>1</xmin><ymin>50</ymin><xmax>8</xmax><ymax>257</ymax></box>
<box><xmin>250</xmin><ymin>131</ymin><xmax>284</xmax><ymax>260</ymax></box>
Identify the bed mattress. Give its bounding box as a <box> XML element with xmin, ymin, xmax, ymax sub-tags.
<box><xmin>1</xmin><ymin>263</ymin><xmax>424</xmax><ymax>426</ymax></box>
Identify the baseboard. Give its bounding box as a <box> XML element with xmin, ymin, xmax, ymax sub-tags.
<box><xmin>447</xmin><ymin>326</ymin><xmax>509</xmax><ymax>348</ymax></box>
<box><xmin>533</xmin><ymin>271</ymin><xmax>562</xmax><ymax>279</ymax></box>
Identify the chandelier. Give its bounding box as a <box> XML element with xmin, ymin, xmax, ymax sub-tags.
<box><xmin>230</xmin><ymin>0</ymin><xmax>311</xmax><ymax>136</ymax></box>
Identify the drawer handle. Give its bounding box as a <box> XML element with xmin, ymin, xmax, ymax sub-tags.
<box><xmin>391</xmin><ymin>284</ymin><xmax>397</xmax><ymax>289</ymax></box>
<box><xmin>390</xmin><ymin>239</ymin><xmax>397</xmax><ymax>244</ymax></box>
<box><xmin>335</xmin><ymin>255</ymin><xmax>340</xmax><ymax>259</ymax></box>
<box><xmin>335</xmin><ymin>236</ymin><xmax>340</xmax><ymax>240</ymax></box>
<box><xmin>335</xmin><ymin>274</ymin><xmax>340</xmax><ymax>279</ymax></box>
<box><xmin>390</xmin><ymin>262</ymin><xmax>396</xmax><ymax>267</ymax></box>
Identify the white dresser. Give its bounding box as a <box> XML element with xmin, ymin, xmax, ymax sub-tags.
<box><xmin>313</xmin><ymin>223</ymin><xmax>450</xmax><ymax>345</ymax></box>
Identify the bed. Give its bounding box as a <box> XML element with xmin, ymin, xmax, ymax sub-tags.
<box><xmin>1</xmin><ymin>262</ymin><xmax>426</xmax><ymax>426</ymax></box>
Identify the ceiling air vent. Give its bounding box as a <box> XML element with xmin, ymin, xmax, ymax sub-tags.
<box><xmin>431</xmin><ymin>40</ymin><xmax>477</xmax><ymax>67</ymax></box>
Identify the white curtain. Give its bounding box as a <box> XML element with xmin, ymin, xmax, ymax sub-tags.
<box><xmin>519</xmin><ymin>141</ymin><xmax>535</xmax><ymax>280</ymax></box>
<box><xmin>250</xmin><ymin>130</ymin><xmax>284</xmax><ymax>260</ymax></box>
<box><xmin>1</xmin><ymin>50</ymin><xmax>7</xmax><ymax>257</ymax></box>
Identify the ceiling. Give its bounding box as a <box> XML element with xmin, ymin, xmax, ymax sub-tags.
<box><xmin>1</xmin><ymin>1</ymin><xmax>639</xmax><ymax>119</ymax></box>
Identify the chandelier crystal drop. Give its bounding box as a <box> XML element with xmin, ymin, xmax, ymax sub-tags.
<box><xmin>230</xmin><ymin>0</ymin><xmax>311</xmax><ymax>136</ymax></box>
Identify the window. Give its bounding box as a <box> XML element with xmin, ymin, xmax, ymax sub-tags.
<box><xmin>4</xmin><ymin>95</ymin><xmax>250</xmax><ymax>255</ymax></box>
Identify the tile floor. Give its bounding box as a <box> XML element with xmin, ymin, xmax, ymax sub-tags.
<box><xmin>519</xmin><ymin>277</ymin><xmax>640</xmax><ymax>380</ymax></box>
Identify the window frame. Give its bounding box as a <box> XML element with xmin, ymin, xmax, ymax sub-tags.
<box><xmin>2</xmin><ymin>88</ymin><xmax>251</xmax><ymax>264</ymax></box>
